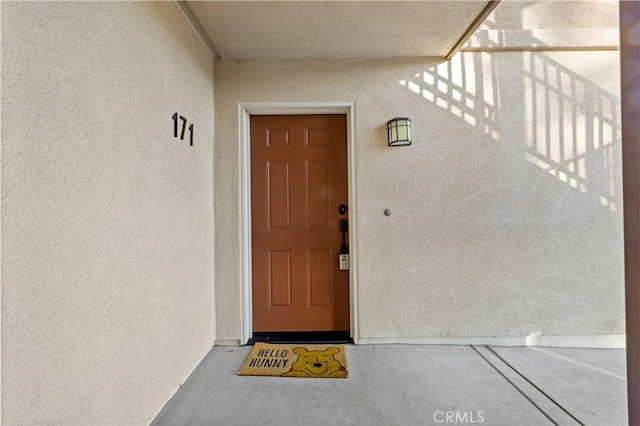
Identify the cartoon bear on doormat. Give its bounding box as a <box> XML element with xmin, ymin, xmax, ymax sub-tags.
<box><xmin>281</xmin><ymin>347</ymin><xmax>348</xmax><ymax>378</ymax></box>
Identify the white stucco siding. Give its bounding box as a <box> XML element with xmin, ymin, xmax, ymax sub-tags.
<box><xmin>1</xmin><ymin>2</ymin><xmax>215</xmax><ymax>424</ymax></box>
<box><xmin>464</xmin><ymin>0</ymin><xmax>619</xmax><ymax>50</ymax></box>
<box><xmin>214</xmin><ymin>50</ymin><xmax>623</xmax><ymax>341</ymax></box>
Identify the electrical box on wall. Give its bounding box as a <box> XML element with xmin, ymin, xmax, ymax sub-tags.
<box><xmin>339</xmin><ymin>254</ymin><xmax>349</xmax><ymax>271</ymax></box>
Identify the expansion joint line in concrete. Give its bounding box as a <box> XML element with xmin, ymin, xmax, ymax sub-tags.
<box><xmin>484</xmin><ymin>346</ymin><xmax>585</xmax><ymax>425</ymax></box>
<box><xmin>471</xmin><ymin>345</ymin><xmax>585</xmax><ymax>426</ymax></box>
<box><xmin>470</xmin><ymin>346</ymin><xmax>559</xmax><ymax>425</ymax></box>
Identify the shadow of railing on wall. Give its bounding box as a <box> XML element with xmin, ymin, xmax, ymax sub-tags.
<box><xmin>400</xmin><ymin>51</ymin><xmax>502</xmax><ymax>143</ymax></box>
<box><xmin>399</xmin><ymin>25</ymin><xmax>620</xmax><ymax>212</ymax></box>
<box><xmin>521</xmin><ymin>47</ymin><xmax>619</xmax><ymax>211</ymax></box>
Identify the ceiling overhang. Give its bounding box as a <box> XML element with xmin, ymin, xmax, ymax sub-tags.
<box><xmin>181</xmin><ymin>1</ymin><xmax>500</xmax><ymax>60</ymax></box>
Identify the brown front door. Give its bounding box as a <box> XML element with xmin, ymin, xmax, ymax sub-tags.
<box><xmin>251</xmin><ymin>114</ymin><xmax>349</xmax><ymax>332</ymax></box>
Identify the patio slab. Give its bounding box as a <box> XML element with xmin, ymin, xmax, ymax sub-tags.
<box><xmin>152</xmin><ymin>344</ymin><xmax>610</xmax><ymax>425</ymax></box>
<box><xmin>491</xmin><ymin>346</ymin><xmax>627</xmax><ymax>425</ymax></box>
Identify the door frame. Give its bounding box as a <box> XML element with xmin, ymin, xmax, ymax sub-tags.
<box><xmin>238</xmin><ymin>102</ymin><xmax>359</xmax><ymax>345</ymax></box>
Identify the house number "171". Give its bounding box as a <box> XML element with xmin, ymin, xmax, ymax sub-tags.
<box><xmin>172</xmin><ymin>112</ymin><xmax>193</xmax><ymax>146</ymax></box>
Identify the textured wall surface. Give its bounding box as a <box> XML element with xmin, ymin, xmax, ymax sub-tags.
<box><xmin>214</xmin><ymin>49</ymin><xmax>623</xmax><ymax>340</ymax></box>
<box><xmin>463</xmin><ymin>0</ymin><xmax>619</xmax><ymax>50</ymax></box>
<box><xmin>1</xmin><ymin>2</ymin><xmax>214</xmax><ymax>424</ymax></box>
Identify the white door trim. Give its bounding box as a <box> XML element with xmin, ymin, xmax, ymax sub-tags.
<box><xmin>239</xmin><ymin>102</ymin><xmax>359</xmax><ymax>345</ymax></box>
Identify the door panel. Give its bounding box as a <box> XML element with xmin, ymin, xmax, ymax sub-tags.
<box><xmin>268</xmin><ymin>250</ymin><xmax>292</xmax><ymax>307</ymax></box>
<box><xmin>306</xmin><ymin>161</ymin><xmax>331</xmax><ymax>229</ymax></box>
<box><xmin>251</xmin><ymin>114</ymin><xmax>349</xmax><ymax>332</ymax></box>
<box><xmin>267</xmin><ymin>161</ymin><xmax>291</xmax><ymax>230</ymax></box>
<box><xmin>308</xmin><ymin>249</ymin><xmax>332</xmax><ymax>307</ymax></box>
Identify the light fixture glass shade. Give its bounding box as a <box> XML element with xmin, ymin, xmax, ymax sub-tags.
<box><xmin>387</xmin><ymin>117</ymin><xmax>412</xmax><ymax>146</ymax></box>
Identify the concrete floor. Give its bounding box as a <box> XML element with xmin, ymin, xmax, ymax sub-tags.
<box><xmin>152</xmin><ymin>345</ymin><xmax>627</xmax><ymax>425</ymax></box>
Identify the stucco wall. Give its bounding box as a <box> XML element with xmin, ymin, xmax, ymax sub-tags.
<box><xmin>1</xmin><ymin>2</ymin><xmax>214</xmax><ymax>424</ymax></box>
<box><xmin>214</xmin><ymin>54</ymin><xmax>623</xmax><ymax>340</ymax></box>
<box><xmin>464</xmin><ymin>0</ymin><xmax>619</xmax><ymax>51</ymax></box>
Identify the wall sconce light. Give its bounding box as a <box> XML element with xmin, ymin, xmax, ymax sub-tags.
<box><xmin>387</xmin><ymin>117</ymin><xmax>412</xmax><ymax>146</ymax></box>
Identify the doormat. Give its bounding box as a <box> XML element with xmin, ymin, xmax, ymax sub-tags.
<box><xmin>238</xmin><ymin>342</ymin><xmax>348</xmax><ymax>378</ymax></box>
